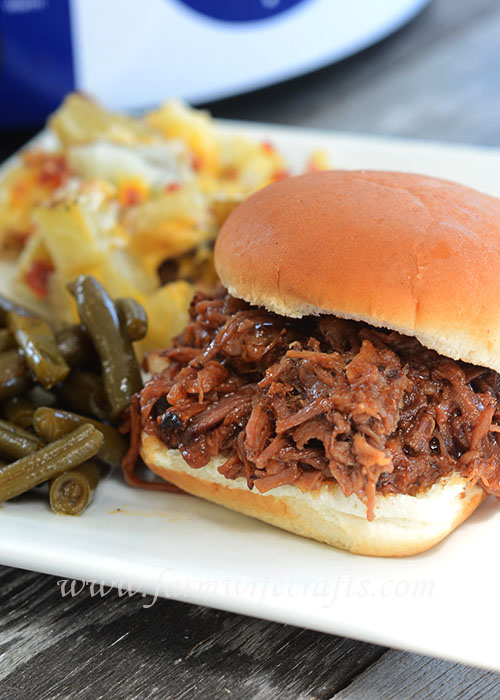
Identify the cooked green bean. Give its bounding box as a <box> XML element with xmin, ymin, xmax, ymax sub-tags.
<box><xmin>0</xmin><ymin>423</ymin><xmax>103</xmax><ymax>502</ymax></box>
<box><xmin>8</xmin><ymin>312</ymin><xmax>70</xmax><ymax>389</ymax></box>
<box><xmin>69</xmin><ymin>276</ymin><xmax>142</xmax><ymax>419</ymax></box>
<box><xmin>0</xmin><ymin>294</ymin><xmax>36</xmax><ymax>327</ymax></box>
<box><xmin>55</xmin><ymin>325</ymin><xmax>98</xmax><ymax>369</ymax></box>
<box><xmin>33</xmin><ymin>407</ymin><xmax>127</xmax><ymax>468</ymax></box>
<box><xmin>1</xmin><ymin>396</ymin><xmax>35</xmax><ymax>428</ymax></box>
<box><xmin>0</xmin><ymin>329</ymin><xmax>16</xmax><ymax>353</ymax></box>
<box><xmin>0</xmin><ymin>327</ymin><xmax>91</xmax><ymax>403</ymax></box>
<box><xmin>116</xmin><ymin>298</ymin><xmax>148</xmax><ymax>342</ymax></box>
<box><xmin>0</xmin><ymin>325</ymin><xmax>95</xmax><ymax>403</ymax></box>
<box><xmin>55</xmin><ymin>370</ymin><xmax>110</xmax><ymax>420</ymax></box>
<box><xmin>0</xmin><ymin>349</ymin><xmax>32</xmax><ymax>401</ymax></box>
<box><xmin>0</xmin><ymin>419</ymin><xmax>42</xmax><ymax>459</ymax></box>
<box><xmin>49</xmin><ymin>459</ymin><xmax>100</xmax><ymax>515</ymax></box>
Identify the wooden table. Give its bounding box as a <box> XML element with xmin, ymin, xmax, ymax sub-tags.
<box><xmin>2</xmin><ymin>0</ymin><xmax>500</xmax><ymax>697</ymax></box>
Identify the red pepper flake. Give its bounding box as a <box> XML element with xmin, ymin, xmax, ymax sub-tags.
<box><xmin>262</xmin><ymin>141</ymin><xmax>275</xmax><ymax>154</ymax></box>
<box><xmin>25</xmin><ymin>260</ymin><xmax>55</xmax><ymax>299</ymax></box>
<box><xmin>191</xmin><ymin>154</ymin><xmax>203</xmax><ymax>172</ymax></box>
<box><xmin>166</xmin><ymin>182</ymin><xmax>181</xmax><ymax>193</ymax></box>
<box><xmin>273</xmin><ymin>169</ymin><xmax>290</xmax><ymax>182</ymax></box>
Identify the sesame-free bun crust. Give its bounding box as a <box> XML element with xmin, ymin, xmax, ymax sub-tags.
<box><xmin>215</xmin><ymin>170</ymin><xmax>500</xmax><ymax>373</ymax></box>
<box><xmin>142</xmin><ymin>434</ymin><xmax>486</xmax><ymax>557</ymax></box>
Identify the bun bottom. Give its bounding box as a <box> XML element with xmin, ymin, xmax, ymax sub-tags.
<box><xmin>142</xmin><ymin>434</ymin><xmax>487</xmax><ymax>557</ymax></box>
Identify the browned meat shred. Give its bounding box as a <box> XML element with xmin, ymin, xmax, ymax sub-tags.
<box><xmin>132</xmin><ymin>286</ymin><xmax>500</xmax><ymax>519</ymax></box>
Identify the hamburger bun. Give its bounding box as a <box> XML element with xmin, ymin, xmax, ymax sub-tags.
<box><xmin>140</xmin><ymin>170</ymin><xmax>499</xmax><ymax>556</ymax></box>
<box><xmin>216</xmin><ymin>170</ymin><xmax>500</xmax><ymax>373</ymax></box>
<box><xmin>142</xmin><ymin>434</ymin><xmax>486</xmax><ymax>557</ymax></box>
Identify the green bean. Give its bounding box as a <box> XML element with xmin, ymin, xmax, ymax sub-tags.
<box><xmin>0</xmin><ymin>294</ymin><xmax>37</xmax><ymax>327</ymax></box>
<box><xmin>116</xmin><ymin>298</ymin><xmax>148</xmax><ymax>342</ymax></box>
<box><xmin>1</xmin><ymin>396</ymin><xmax>35</xmax><ymax>428</ymax></box>
<box><xmin>0</xmin><ymin>330</ymin><xmax>90</xmax><ymax>404</ymax></box>
<box><xmin>33</xmin><ymin>407</ymin><xmax>127</xmax><ymax>468</ymax></box>
<box><xmin>8</xmin><ymin>312</ymin><xmax>70</xmax><ymax>389</ymax></box>
<box><xmin>55</xmin><ymin>370</ymin><xmax>110</xmax><ymax>421</ymax></box>
<box><xmin>49</xmin><ymin>459</ymin><xmax>101</xmax><ymax>515</ymax></box>
<box><xmin>69</xmin><ymin>276</ymin><xmax>142</xmax><ymax>419</ymax></box>
<box><xmin>55</xmin><ymin>325</ymin><xmax>98</xmax><ymax>369</ymax></box>
<box><xmin>0</xmin><ymin>349</ymin><xmax>32</xmax><ymax>401</ymax></box>
<box><xmin>0</xmin><ymin>294</ymin><xmax>96</xmax><ymax>368</ymax></box>
<box><xmin>0</xmin><ymin>423</ymin><xmax>103</xmax><ymax>502</ymax></box>
<box><xmin>0</xmin><ymin>324</ymin><xmax>95</xmax><ymax>403</ymax></box>
<box><xmin>0</xmin><ymin>419</ymin><xmax>42</xmax><ymax>460</ymax></box>
<box><xmin>0</xmin><ymin>329</ymin><xmax>16</xmax><ymax>353</ymax></box>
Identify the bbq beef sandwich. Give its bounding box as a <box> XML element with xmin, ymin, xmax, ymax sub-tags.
<box><xmin>127</xmin><ymin>170</ymin><xmax>500</xmax><ymax>556</ymax></box>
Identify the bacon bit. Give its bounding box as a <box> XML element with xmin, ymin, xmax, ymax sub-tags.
<box><xmin>9</xmin><ymin>179</ymin><xmax>29</xmax><ymax>207</ymax></box>
<box><xmin>117</xmin><ymin>179</ymin><xmax>148</xmax><ymax>207</ymax></box>
<box><xmin>23</xmin><ymin>151</ymin><xmax>70</xmax><ymax>190</ymax></box>
<box><xmin>38</xmin><ymin>155</ymin><xmax>69</xmax><ymax>189</ymax></box>
<box><xmin>121</xmin><ymin>188</ymin><xmax>142</xmax><ymax>206</ymax></box>
<box><xmin>191</xmin><ymin>153</ymin><xmax>203</xmax><ymax>172</ymax></box>
<box><xmin>223</xmin><ymin>166</ymin><xmax>238</xmax><ymax>180</ymax></box>
<box><xmin>166</xmin><ymin>182</ymin><xmax>181</xmax><ymax>193</ymax></box>
<box><xmin>25</xmin><ymin>259</ymin><xmax>55</xmax><ymax>298</ymax></box>
<box><xmin>272</xmin><ymin>169</ymin><xmax>290</xmax><ymax>182</ymax></box>
<box><xmin>261</xmin><ymin>141</ymin><xmax>275</xmax><ymax>154</ymax></box>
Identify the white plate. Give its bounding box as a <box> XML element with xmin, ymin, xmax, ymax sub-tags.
<box><xmin>2</xmin><ymin>123</ymin><xmax>500</xmax><ymax>672</ymax></box>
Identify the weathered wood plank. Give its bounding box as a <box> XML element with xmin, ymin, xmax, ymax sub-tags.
<box><xmin>305</xmin><ymin>2</ymin><xmax>500</xmax><ymax>144</ymax></box>
<box><xmin>3</xmin><ymin>2</ymin><xmax>500</xmax><ymax>698</ymax></box>
<box><xmin>333</xmin><ymin>649</ymin><xmax>500</xmax><ymax>700</ymax></box>
<box><xmin>0</xmin><ymin>567</ymin><xmax>384</xmax><ymax>700</ymax></box>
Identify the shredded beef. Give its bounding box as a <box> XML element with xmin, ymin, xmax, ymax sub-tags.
<box><xmin>132</xmin><ymin>286</ymin><xmax>500</xmax><ymax>519</ymax></box>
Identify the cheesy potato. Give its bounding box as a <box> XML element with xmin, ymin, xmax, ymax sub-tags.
<box><xmin>0</xmin><ymin>94</ymin><xmax>329</xmax><ymax>355</ymax></box>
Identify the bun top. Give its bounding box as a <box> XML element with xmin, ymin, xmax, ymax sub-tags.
<box><xmin>215</xmin><ymin>170</ymin><xmax>500</xmax><ymax>372</ymax></box>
